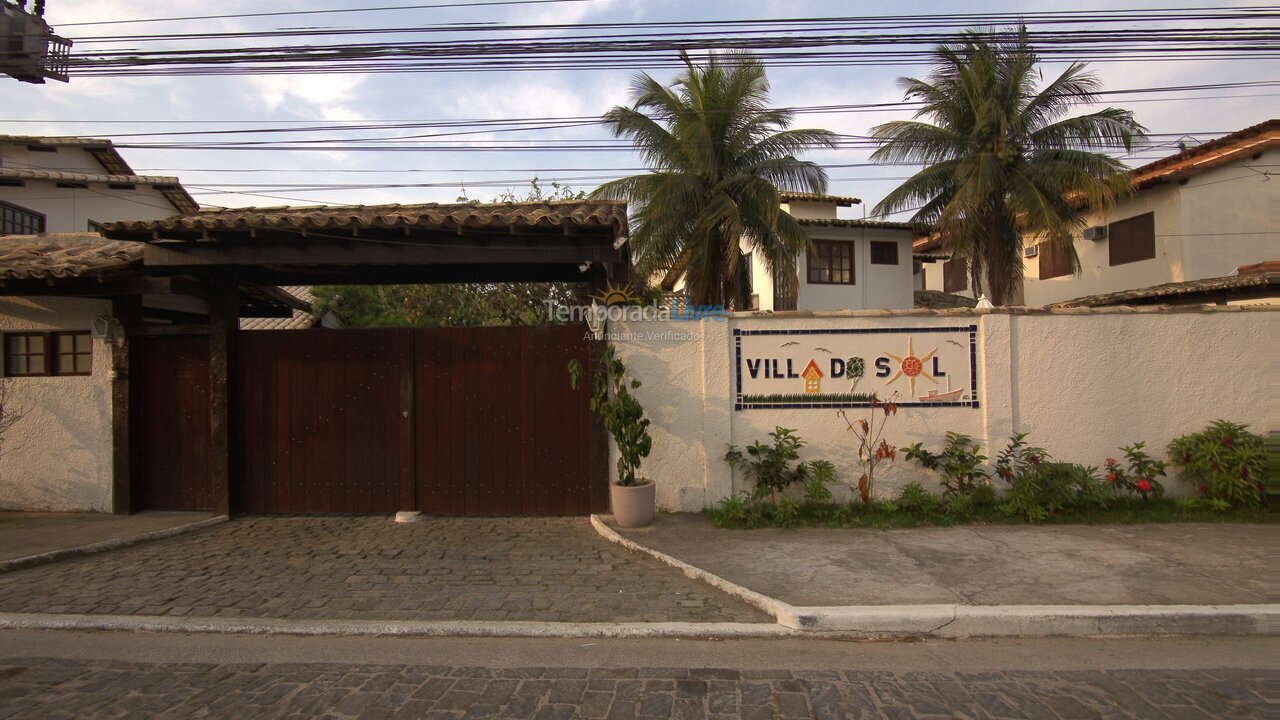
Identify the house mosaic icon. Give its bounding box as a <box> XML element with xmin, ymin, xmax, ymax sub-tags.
<box><xmin>801</xmin><ymin>359</ymin><xmax>823</xmax><ymax>393</ymax></box>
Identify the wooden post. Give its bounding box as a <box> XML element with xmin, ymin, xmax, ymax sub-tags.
<box><xmin>110</xmin><ymin>296</ymin><xmax>141</xmax><ymax>514</ymax></box>
<box><xmin>207</xmin><ymin>280</ymin><xmax>237</xmax><ymax>516</ymax></box>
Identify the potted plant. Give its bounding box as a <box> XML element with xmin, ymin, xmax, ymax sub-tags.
<box><xmin>569</xmin><ymin>345</ymin><xmax>654</xmax><ymax>527</ymax></box>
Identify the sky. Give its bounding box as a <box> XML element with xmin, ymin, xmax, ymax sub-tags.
<box><xmin>2</xmin><ymin>0</ymin><xmax>1277</xmax><ymax>218</ymax></box>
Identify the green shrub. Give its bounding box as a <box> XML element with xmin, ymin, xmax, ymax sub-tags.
<box><xmin>1168</xmin><ymin>420</ymin><xmax>1266</xmax><ymax>507</ymax></box>
<box><xmin>902</xmin><ymin>432</ymin><xmax>988</xmax><ymax>497</ymax></box>
<box><xmin>775</xmin><ymin>498</ymin><xmax>802</xmax><ymax>528</ymax></box>
<box><xmin>725</xmin><ymin>427</ymin><xmax>811</xmax><ymax>502</ymax></box>
<box><xmin>999</xmin><ymin>456</ymin><xmax>1105</xmax><ymax>522</ymax></box>
<box><xmin>803</xmin><ymin>460</ymin><xmax>837</xmax><ymax>505</ymax></box>
<box><xmin>945</xmin><ymin>493</ymin><xmax>976</xmax><ymax>520</ymax></box>
<box><xmin>971</xmin><ymin>482</ymin><xmax>998</xmax><ymax>508</ymax></box>
<box><xmin>896</xmin><ymin>480</ymin><xmax>940</xmax><ymax>512</ymax></box>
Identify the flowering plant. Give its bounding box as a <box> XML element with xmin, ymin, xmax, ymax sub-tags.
<box><xmin>1168</xmin><ymin>420</ymin><xmax>1265</xmax><ymax>507</ymax></box>
<box><xmin>1103</xmin><ymin>442</ymin><xmax>1166</xmax><ymax>500</ymax></box>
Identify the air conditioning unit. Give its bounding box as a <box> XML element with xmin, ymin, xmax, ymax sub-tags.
<box><xmin>1023</xmin><ymin>245</ymin><xmax>1039</xmax><ymax>258</ymax></box>
<box><xmin>1083</xmin><ymin>226</ymin><xmax>1108</xmax><ymax>242</ymax></box>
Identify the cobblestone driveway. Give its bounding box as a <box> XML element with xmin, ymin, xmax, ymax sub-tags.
<box><xmin>0</xmin><ymin>659</ymin><xmax>1269</xmax><ymax>719</ymax></box>
<box><xmin>0</xmin><ymin>517</ymin><xmax>768</xmax><ymax>623</ymax></box>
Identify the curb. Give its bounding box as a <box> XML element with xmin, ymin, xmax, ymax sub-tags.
<box><xmin>0</xmin><ymin>515</ymin><xmax>229</xmax><ymax>574</ymax></box>
<box><xmin>589</xmin><ymin>514</ymin><xmax>1280</xmax><ymax>638</ymax></box>
<box><xmin>0</xmin><ymin>613</ymin><xmax>794</xmax><ymax>640</ymax></box>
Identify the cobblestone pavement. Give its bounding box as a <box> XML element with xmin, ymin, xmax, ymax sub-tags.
<box><xmin>0</xmin><ymin>517</ymin><xmax>768</xmax><ymax>623</ymax></box>
<box><xmin>0</xmin><ymin>658</ymin><xmax>1270</xmax><ymax>719</ymax></box>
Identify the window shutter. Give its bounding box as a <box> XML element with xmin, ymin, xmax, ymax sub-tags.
<box><xmin>1109</xmin><ymin>212</ymin><xmax>1155</xmax><ymax>266</ymax></box>
<box><xmin>944</xmin><ymin>258</ymin><xmax>967</xmax><ymax>293</ymax></box>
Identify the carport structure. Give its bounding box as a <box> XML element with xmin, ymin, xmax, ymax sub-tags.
<box><xmin>99</xmin><ymin>200</ymin><xmax>630</xmax><ymax>517</ymax></box>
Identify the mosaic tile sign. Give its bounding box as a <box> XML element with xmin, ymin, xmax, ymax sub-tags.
<box><xmin>733</xmin><ymin>325</ymin><xmax>979</xmax><ymax>410</ymax></box>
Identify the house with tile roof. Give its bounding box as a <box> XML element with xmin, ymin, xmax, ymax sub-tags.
<box><xmin>660</xmin><ymin>193</ymin><xmax>929</xmax><ymax>312</ymax></box>
<box><xmin>0</xmin><ymin>136</ymin><xmax>199</xmax><ymax>235</ymax></box>
<box><xmin>918</xmin><ymin>119</ymin><xmax>1278</xmax><ymax>306</ymax></box>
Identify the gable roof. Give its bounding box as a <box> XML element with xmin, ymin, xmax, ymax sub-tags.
<box><xmin>0</xmin><ymin>135</ymin><xmax>200</xmax><ymax>213</ymax></box>
<box><xmin>801</xmin><ymin>359</ymin><xmax>823</xmax><ymax>378</ymax></box>
<box><xmin>1130</xmin><ymin>119</ymin><xmax>1278</xmax><ymax>190</ymax></box>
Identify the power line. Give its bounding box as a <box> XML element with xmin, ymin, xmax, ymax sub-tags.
<box><xmin>55</xmin><ymin>0</ymin><xmax>594</xmax><ymax>28</ymax></box>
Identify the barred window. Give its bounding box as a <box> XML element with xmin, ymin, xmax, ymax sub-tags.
<box><xmin>807</xmin><ymin>240</ymin><xmax>855</xmax><ymax>284</ymax></box>
<box><xmin>0</xmin><ymin>201</ymin><xmax>45</xmax><ymax>236</ymax></box>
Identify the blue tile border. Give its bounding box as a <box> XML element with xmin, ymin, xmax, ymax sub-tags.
<box><xmin>732</xmin><ymin>325</ymin><xmax>981</xmax><ymax>411</ymax></box>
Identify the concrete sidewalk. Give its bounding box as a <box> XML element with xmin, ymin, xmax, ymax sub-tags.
<box><xmin>592</xmin><ymin>513</ymin><xmax>1276</xmax><ymax>637</ymax></box>
<box><xmin>0</xmin><ymin>511</ymin><xmax>218</xmax><ymax>566</ymax></box>
<box><xmin>607</xmin><ymin>514</ymin><xmax>1274</xmax><ymax>607</ymax></box>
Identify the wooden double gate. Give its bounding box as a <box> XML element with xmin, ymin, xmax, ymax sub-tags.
<box><xmin>134</xmin><ymin>326</ymin><xmax>606</xmax><ymax>516</ymax></box>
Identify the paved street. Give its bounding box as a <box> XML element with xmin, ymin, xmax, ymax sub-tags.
<box><xmin>0</xmin><ymin>634</ymin><xmax>1272</xmax><ymax>719</ymax></box>
<box><xmin>0</xmin><ymin>517</ymin><xmax>768</xmax><ymax>623</ymax></box>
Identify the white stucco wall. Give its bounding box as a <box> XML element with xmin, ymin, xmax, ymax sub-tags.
<box><xmin>779</xmin><ymin>201</ymin><xmax>839</xmax><ymax>220</ymax></box>
<box><xmin>611</xmin><ymin>306</ymin><xmax>1275</xmax><ymax>511</ymax></box>
<box><xmin>0</xmin><ymin>297</ymin><xmax>115</xmax><ymax>511</ymax></box>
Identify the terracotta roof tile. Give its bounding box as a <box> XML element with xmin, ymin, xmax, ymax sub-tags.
<box><xmin>1130</xmin><ymin>119</ymin><xmax>1278</xmax><ymax>188</ymax></box>
<box><xmin>101</xmin><ymin>200</ymin><xmax>628</xmax><ymax>237</ymax></box>
<box><xmin>240</xmin><ymin>285</ymin><xmax>320</xmax><ymax>330</ymax></box>
<box><xmin>779</xmin><ymin>192</ymin><xmax>861</xmax><ymax>206</ymax></box>
<box><xmin>0</xmin><ymin>233</ymin><xmax>143</xmax><ymax>280</ymax></box>
<box><xmin>1049</xmin><ymin>271</ymin><xmax>1279</xmax><ymax>308</ymax></box>
<box><xmin>914</xmin><ymin>290</ymin><xmax>977</xmax><ymax>309</ymax></box>
<box><xmin>797</xmin><ymin>218</ymin><xmax>929</xmax><ymax>233</ymax></box>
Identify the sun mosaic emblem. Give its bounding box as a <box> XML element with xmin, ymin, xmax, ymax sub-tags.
<box><xmin>590</xmin><ymin>281</ymin><xmax>640</xmax><ymax>306</ymax></box>
<box><xmin>884</xmin><ymin>337</ymin><xmax>939</xmax><ymax>396</ymax></box>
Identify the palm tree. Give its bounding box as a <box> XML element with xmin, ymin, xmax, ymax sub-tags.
<box><xmin>871</xmin><ymin>27</ymin><xmax>1147</xmax><ymax>305</ymax></box>
<box><xmin>592</xmin><ymin>51</ymin><xmax>838</xmax><ymax>308</ymax></box>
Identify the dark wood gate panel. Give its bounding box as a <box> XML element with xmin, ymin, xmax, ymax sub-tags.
<box><xmin>414</xmin><ymin>325</ymin><xmax>600</xmax><ymax>516</ymax></box>
<box><xmin>234</xmin><ymin>330</ymin><xmax>414</xmax><ymax>514</ymax></box>
<box><xmin>134</xmin><ymin>335</ymin><xmax>212</xmax><ymax>511</ymax></box>
<box><xmin>231</xmin><ymin>325</ymin><xmax>602</xmax><ymax>515</ymax></box>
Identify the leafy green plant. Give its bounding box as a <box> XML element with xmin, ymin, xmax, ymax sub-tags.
<box><xmin>725</xmin><ymin>427</ymin><xmax>812</xmax><ymax>502</ymax></box>
<box><xmin>993</xmin><ymin>432</ymin><xmax>1047</xmax><ymax>485</ymax></box>
<box><xmin>1103</xmin><ymin>442</ymin><xmax>1167</xmax><ymax>501</ymax></box>
<box><xmin>903</xmin><ymin>432</ymin><xmax>989</xmax><ymax>498</ymax></box>
<box><xmin>896</xmin><ymin>480</ymin><xmax>940</xmax><ymax>513</ymax></box>
<box><xmin>568</xmin><ymin>346</ymin><xmax>652</xmax><ymax>486</ymax></box>
<box><xmin>837</xmin><ymin>394</ymin><xmax>900</xmax><ymax>505</ymax></box>
<box><xmin>1168</xmin><ymin>420</ymin><xmax>1266</xmax><ymax>507</ymax></box>
<box><xmin>775</xmin><ymin>498</ymin><xmax>802</xmax><ymax>528</ymax></box>
<box><xmin>945</xmin><ymin>493</ymin><xmax>976</xmax><ymax>520</ymax></box>
<box><xmin>1000</xmin><ymin>462</ymin><xmax>1104</xmax><ymax>522</ymax></box>
<box><xmin>803</xmin><ymin>460</ymin><xmax>837</xmax><ymax>505</ymax></box>
<box><xmin>971</xmin><ymin>483</ymin><xmax>998</xmax><ymax>508</ymax></box>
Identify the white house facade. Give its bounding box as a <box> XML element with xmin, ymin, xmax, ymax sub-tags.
<box><xmin>663</xmin><ymin>193</ymin><xmax>923</xmax><ymax>312</ymax></box>
<box><xmin>920</xmin><ymin>119</ymin><xmax>1278</xmax><ymax>305</ymax></box>
<box><xmin>751</xmin><ymin>218</ymin><xmax>918</xmax><ymax>312</ymax></box>
<box><xmin>0</xmin><ymin>135</ymin><xmax>198</xmax><ymax>234</ymax></box>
